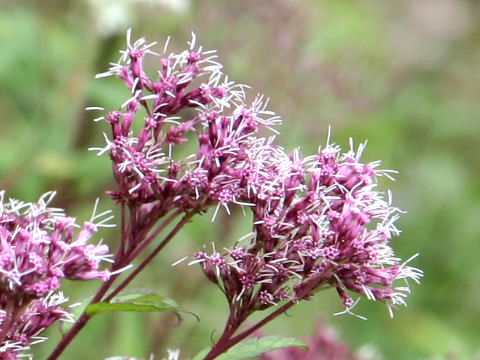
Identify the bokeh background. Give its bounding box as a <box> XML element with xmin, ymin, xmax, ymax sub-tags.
<box><xmin>1</xmin><ymin>0</ymin><xmax>480</xmax><ymax>359</ymax></box>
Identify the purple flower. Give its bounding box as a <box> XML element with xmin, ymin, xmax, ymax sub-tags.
<box><xmin>86</xmin><ymin>31</ymin><xmax>421</xmax><ymax>360</ymax></box>
<box><xmin>0</xmin><ymin>293</ymin><xmax>70</xmax><ymax>359</ymax></box>
<box><xmin>0</xmin><ymin>192</ymin><xmax>112</xmax><ymax>297</ymax></box>
<box><xmin>196</xmin><ymin>140</ymin><xmax>422</xmax><ymax>317</ymax></box>
<box><xmin>0</xmin><ymin>191</ymin><xmax>113</xmax><ymax>358</ymax></box>
<box><xmin>88</xmin><ymin>31</ymin><xmax>286</xmax><ymax>263</ymax></box>
<box><xmin>90</xmin><ymin>32</ymin><xmax>281</xmax><ymax>211</ymax></box>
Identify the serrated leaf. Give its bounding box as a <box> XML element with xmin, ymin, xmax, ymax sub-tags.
<box><xmin>215</xmin><ymin>336</ymin><xmax>308</xmax><ymax>360</ymax></box>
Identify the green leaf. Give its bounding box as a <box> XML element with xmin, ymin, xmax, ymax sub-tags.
<box><xmin>192</xmin><ymin>347</ymin><xmax>211</xmax><ymax>360</ymax></box>
<box><xmin>215</xmin><ymin>336</ymin><xmax>308</xmax><ymax>360</ymax></box>
<box><xmin>86</xmin><ymin>292</ymin><xmax>181</xmax><ymax>317</ymax></box>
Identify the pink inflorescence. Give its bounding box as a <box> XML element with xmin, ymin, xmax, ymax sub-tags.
<box><xmin>0</xmin><ymin>191</ymin><xmax>112</xmax><ymax>358</ymax></box>
<box><xmin>90</xmin><ymin>31</ymin><xmax>282</xmax><ymax>219</ymax></box>
<box><xmin>196</xmin><ymin>140</ymin><xmax>422</xmax><ymax>317</ymax></box>
<box><xmin>91</xmin><ymin>31</ymin><xmax>421</xmax><ymax>318</ymax></box>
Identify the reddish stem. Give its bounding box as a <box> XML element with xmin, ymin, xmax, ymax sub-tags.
<box><xmin>204</xmin><ymin>300</ymin><xmax>296</xmax><ymax>360</ymax></box>
<box><xmin>105</xmin><ymin>211</ymin><xmax>194</xmax><ymax>302</ymax></box>
<box><xmin>46</xmin><ymin>276</ymin><xmax>116</xmax><ymax>360</ymax></box>
<box><xmin>126</xmin><ymin>209</ymin><xmax>183</xmax><ymax>264</ymax></box>
<box><xmin>47</xmin><ymin>211</ymin><xmax>194</xmax><ymax>360</ymax></box>
<box><xmin>204</xmin><ymin>275</ymin><xmax>329</xmax><ymax>360</ymax></box>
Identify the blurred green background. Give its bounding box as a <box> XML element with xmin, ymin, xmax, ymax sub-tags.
<box><xmin>1</xmin><ymin>0</ymin><xmax>480</xmax><ymax>359</ymax></box>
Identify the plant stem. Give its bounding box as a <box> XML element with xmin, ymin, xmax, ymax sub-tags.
<box><xmin>203</xmin><ymin>299</ymin><xmax>296</xmax><ymax>360</ymax></box>
<box><xmin>204</xmin><ymin>275</ymin><xmax>329</xmax><ymax>359</ymax></box>
<box><xmin>105</xmin><ymin>211</ymin><xmax>195</xmax><ymax>302</ymax></box>
<box><xmin>126</xmin><ymin>209</ymin><xmax>183</xmax><ymax>264</ymax></box>
<box><xmin>217</xmin><ymin>303</ymin><xmax>296</xmax><ymax>359</ymax></box>
<box><xmin>118</xmin><ymin>203</ymin><xmax>127</xmax><ymax>259</ymax></box>
<box><xmin>47</xmin><ymin>211</ymin><xmax>194</xmax><ymax>360</ymax></box>
<box><xmin>203</xmin><ymin>312</ymin><xmax>240</xmax><ymax>360</ymax></box>
<box><xmin>46</xmin><ymin>276</ymin><xmax>115</xmax><ymax>360</ymax></box>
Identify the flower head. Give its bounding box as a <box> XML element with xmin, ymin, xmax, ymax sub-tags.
<box><xmin>0</xmin><ymin>192</ymin><xmax>113</xmax><ymax>358</ymax></box>
<box><xmin>0</xmin><ymin>192</ymin><xmax>112</xmax><ymax>298</ymax></box>
<box><xmin>90</xmin><ymin>30</ymin><xmax>421</xmax><ymax>327</ymax></box>
<box><xmin>196</xmin><ymin>140</ymin><xmax>422</xmax><ymax>317</ymax></box>
<box><xmin>90</xmin><ymin>31</ymin><xmax>281</xmax><ymax>221</ymax></box>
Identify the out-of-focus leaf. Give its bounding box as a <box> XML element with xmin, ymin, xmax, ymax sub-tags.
<box><xmin>197</xmin><ymin>336</ymin><xmax>307</xmax><ymax>360</ymax></box>
<box><xmin>86</xmin><ymin>293</ymin><xmax>180</xmax><ymax>316</ymax></box>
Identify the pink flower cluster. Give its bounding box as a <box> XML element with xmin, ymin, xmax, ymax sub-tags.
<box><xmin>86</xmin><ymin>34</ymin><xmax>422</xmax><ymax>360</ymax></box>
<box><xmin>0</xmin><ymin>192</ymin><xmax>112</xmax><ymax>357</ymax></box>
<box><xmin>0</xmin><ymin>294</ymin><xmax>69</xmax><ymax>360</ymax></box>
<box><xmin>90</xmin><ymin>32</ymin><xmax>421</xmax><ymax>319</ymax></box>
<box><xmin>90</xmin><ymin>31</ymin><xmax>281</xmax><ymax>217</ymax></box>
<box><xmin>0</xmin><ymin>30</ymin><xmax>422</xmax><ymax>360</ymax></box>
<box><xmin>195</xmin><ymin>140</ymin><xmax>422</xmax><ymax>318</ymax></box>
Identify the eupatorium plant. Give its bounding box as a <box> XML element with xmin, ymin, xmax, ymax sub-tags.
<box><xmin>0</xmin><ymin>30</ymin><xmax>421</xmax><ymax>360</ymax></box>
<box><xmin>0</xmin><ymin>192</ymin><xmax>113</xmax><ymax>358</ymax></box>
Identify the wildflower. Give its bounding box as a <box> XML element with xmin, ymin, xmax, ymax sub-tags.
<box><xmin>0</xmin><ymin>192</ymin><xmax>113</xmax><ymax>358</ymax></box>
<box><xmin>0</xmin><ymin>293</ymin><xmax>70</xmax><ymax>359</ymax></box>
<box><xmin>197</xmin><ymin>140</ymin><xmax>422</xmax><ymax>318</ymax></box>
<box><xmin>84</xmin><ymin>31</ymin><xmax>421</xmax><ymax>360</ymax></box>
<box><xmin>90</xmin><ymin>31</ymin><xmax>283</xmax><ymax>209</ymax></box>
<box><xmin>89</xmin><ymin>31</ymin><xmax>284</xmax><ymax>255</ymax></box>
